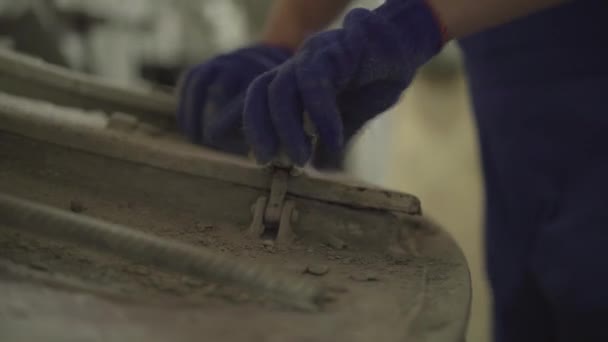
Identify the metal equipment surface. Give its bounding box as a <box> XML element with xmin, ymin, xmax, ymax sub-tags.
<box><xmin>0</xmin><ymin>50</ymin><xmax>470</xmax><ymax>342</ymax></box>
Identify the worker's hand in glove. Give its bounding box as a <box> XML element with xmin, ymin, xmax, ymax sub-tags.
<box><xmin>176</xmin><ymin>44</ymin><xmax>291</xmax><ymax>155</ymax></box>
<box><xmin>243</xmin><ymin>0</ymin><xmax>447</xmax><ymax>166</ymax></box>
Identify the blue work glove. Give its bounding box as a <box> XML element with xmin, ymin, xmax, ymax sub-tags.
<box><xmin>243</xmin><ymin>0</ymin><xmax>447</xmax><ymax>166</ymax></box>
<box><xmin>176</xmin><ymin>44</ymin><xmax>291</xmax><ymax>154</ymax></box>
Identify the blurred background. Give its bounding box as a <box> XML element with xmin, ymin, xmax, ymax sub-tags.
<box><xmin>0</xmin><ymin>0</ymin><xmax>489</xmax><ymax>340</ymax></box>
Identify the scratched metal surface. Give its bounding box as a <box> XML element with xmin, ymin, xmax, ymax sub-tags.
<box><xmin>0</xmin><ymin>57</ymin><xmax>470</xmax><ymax>341</ymax></box>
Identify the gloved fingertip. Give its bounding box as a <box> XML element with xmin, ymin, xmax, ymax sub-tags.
<box><xmin>177</xmin><ymin>63</ymin><xmax>220</xmax><ymax>143</ymax></box>
<box><xmin>289</xmin><ymin>139</ymin><xmax>313</xmax><ymax>167</ymax></box>
<box><xmin>253</xmin><ymin>147</ymin><xmax>276</xmax><ymax>165</ymax></box>
<box><xmin>266</xmin><ymin>63</ymin><xmax>315</xmax><ymax>167</ymax></box>
<box><xmin>203</xmin><ymin>97</ymin><xmax>244</xmax><ymax>143</ymax></box>
<box><xmin>243</xmin><ymin>71</ymin><xmax>280</xmax><ymax>164</ymax></box>
<box><xmin>312</xmin><ymin>144</ymin><xmax>345</xmax><ymax>171</ymax></box>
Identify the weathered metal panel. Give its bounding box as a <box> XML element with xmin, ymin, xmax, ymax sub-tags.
<box><xmin>0</xmin><ymin>54</ymin><xmax>470</xmax><ymax>342</ymax></box>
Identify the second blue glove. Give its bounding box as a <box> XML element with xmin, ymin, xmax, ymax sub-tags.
<box><xmin>243</xmin><ymin>0</ymin><xmax>447</xmax><ymax>166</ymax></box>
<box><xmin>177</xmin><ymin>44</ymin><xmax>291</xmax><ymax>154</ymax></box>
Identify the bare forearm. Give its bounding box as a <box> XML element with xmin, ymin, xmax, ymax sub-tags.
<box><xmin>428</xmin><ymin>0</ymin><xmax>569</xmax><ymax>39</ymax></box>
<box><xmin>262</xmin><ymin>0</ymin><xmax>352</xmax><ymax>50</ymax></box>
<box><xmin>261</xmin><ymin>0</ymin><xmax>569</xmax><ymax>49</ymax></box>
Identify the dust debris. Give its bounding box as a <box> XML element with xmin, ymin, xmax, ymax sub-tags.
<box><xmin>16</xmin><ymin>240</ymin><xmax>31</xmax><ymax>251</ymax></box>
<box><xmin>77</xmin><ymin>257</ymin><xmax>91</xmax><ymax>264</ymax></box>
<box><xmin>69</xmin><ymin>200</ymin><xmax>86</xmax><ymax>213</ymax></box>
<box><xmin>28</xmin><ymin>261</ymin><xmax>48</xmax><ymax>271</ymax></box>
<box><xmin>181</xmin><ymin>276</ymin><xmax>203</xmax><ymax>288</ymax></box>
<box><xmin>325</xmin><ymin>236</ymin><xmax>347</xmax><ymax>250</ymax></box>
<box><xmin>195</xmin><ymin>221</ymin><xmax>214</xmax><ymax>232</ymax></box>
<box><xmin>350</xmin><ymin>272</ymin><xmax>380</xmax><ymax>282</ymax></box>
<box><xmin>262</xmin><ymin>240</ymin><xmax>276</xmax><ymax>253</ymax></box>
<box><xmin>305</xmin><ymin>264</ymin><xmax>329</xmax><ymax>276</ymax></box>
<box><xmin>127</xmin><ymin>265</ymin><xmax>149</xmax><ymax>276</ymax></box>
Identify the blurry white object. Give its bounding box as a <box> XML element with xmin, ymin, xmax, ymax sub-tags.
<box><xmin>200</xmin><ymin>1</ymin><xmax>249</xmax><ymax>52</ymax></box>
<box><xmin>88</xmin><ymin>27</ymin><xmax>142</xmax><ymax>86</ymax></box>
<box><xmin>0</xmin><ymin>1</ymin><xmax>32</xmax><ymax>18</ymax></box>
<box><xmin>0</xmin><ymin>92</ymin><xmax>107</xmax><ymax>129</ymax></box>
<box><xmin>53</xmin><ymin>0</ymin><xmax>250</xmax><ymax>85</ymax></box>
<box><xmin>346</xmin><ymin>111</ymin><xmax>396</xmax><ymax>186</ymax></box>
<box><xmin>54</xmin><ymin>0</ymin><xmax>151</xmax><ymax>23</ymax></box>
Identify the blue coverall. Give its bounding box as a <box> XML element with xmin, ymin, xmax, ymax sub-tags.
<box><xmin>460</xmin><ymin>1</ymin><xmax>608</xmax><ymax>340</ymax></box>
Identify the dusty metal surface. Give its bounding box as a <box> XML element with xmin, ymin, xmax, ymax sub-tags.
<box><xmin>0</xmin><ymin>49</ymin><xmax>175</xmax><ymax>127</ymax></box>
<box><xmin>0</xmin><ymin>55</ymin><xmax>470</xmax><ymax>342</ymax></box>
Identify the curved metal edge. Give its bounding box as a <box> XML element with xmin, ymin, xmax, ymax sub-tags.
<box><xmin>0</xmin><ymin>49</ymin><xmax>176</xmax><ymax>121</ymax></box>
<box><xmin>409</xmin><ymin>216</ymin><xmax>472</xmax><ymax>342</ymax></box>
<box><xmin>0</xmin><ymin>93</ymin><xmax>421</xmax><ymax>214</ymax></box>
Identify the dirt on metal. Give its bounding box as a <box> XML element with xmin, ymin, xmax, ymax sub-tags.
<box><xmin>0</xmin><ymin>188</ymin><xmax>412</xmax><ymax>305</ymax></box>
<box><xmin>0</xmin><ymin>52</ymin><xmax>470</xmax><ymax>342</ymax></box>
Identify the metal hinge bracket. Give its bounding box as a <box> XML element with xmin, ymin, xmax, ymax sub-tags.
<box><xmin>248</xmin><ymin>167</ymin><xmax>297</xmax><ymax>244</ymax></box>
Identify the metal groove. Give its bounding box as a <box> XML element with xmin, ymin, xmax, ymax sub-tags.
<box><xmin>0</xmin><ymin>193</ymin><xmax>332</xmax><ymax>311</ymax></box>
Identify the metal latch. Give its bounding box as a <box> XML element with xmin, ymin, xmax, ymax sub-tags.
<box><xmin>248</xmin><ymin>114</ymin><xmax>315</xmax><ymax>244</ymax></box>
<box><xmin>248</xmin><ymin>167</ymin><xmax>297</xmax><ymax>244</ymax></box>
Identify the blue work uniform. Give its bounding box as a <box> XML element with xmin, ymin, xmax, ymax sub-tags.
<box><xmin>459</xmin><ymin>1</ymin><xmax>608</xmax><ymax>341</ymax></box>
